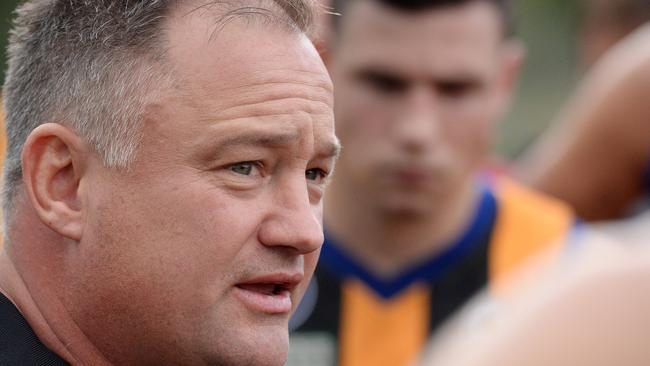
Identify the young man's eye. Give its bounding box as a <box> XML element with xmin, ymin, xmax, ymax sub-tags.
<box><xmin>358</xmin><ymin>71</ymin><xmax>408</xmax><ymax>94</ymax></box>
<box><xmin>230</xmin><ymin>162</ymin><xmax>255</xmax><ymax>175</ymax></box>
<box><xmin>436</xmin><ymin>80</ymin><xmax>481</xmax><ymax>99</ymax></box>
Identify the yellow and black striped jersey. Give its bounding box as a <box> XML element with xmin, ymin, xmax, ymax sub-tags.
<box><xmin>288</xmin><ymin>178</ymin><xmax>574</xmax><ymax>366</ymax></box>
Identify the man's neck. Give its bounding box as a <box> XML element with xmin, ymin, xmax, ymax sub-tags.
<box><xmin>324</xmin><ymin>180</ymin><xmax>480</xmax><ymax>277</ymax></box>
<box><xmin>0</xmin><ymin>240</ymin><xmax>111</xmax><ymax>366</ymax></box>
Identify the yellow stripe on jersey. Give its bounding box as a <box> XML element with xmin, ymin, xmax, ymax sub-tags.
<box><xmin>340</xmin><ymin>280</ymin><xmax>429</xmax><ymax>366</ymax></box>
<box><xmin>489</xmin><ymin>178</ymin><xmax>574</xmax><ymax>292</ymax></box>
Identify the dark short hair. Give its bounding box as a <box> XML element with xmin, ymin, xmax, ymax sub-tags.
<box><xmin>332</xmin><ymin>0</ymin><xmax>515</xmax><ymax>37</ymax></box>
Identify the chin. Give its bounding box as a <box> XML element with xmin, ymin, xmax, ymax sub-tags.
<box><xmin>198</xmin><ymin>317</ymin><xmax>290</xmax><ymax>366</ymax></box>
<box><xmin>245</xmin><ymin>324</ymin><xmax>290</xmax><ymax>366</ymax></box>
<box><xmin>243</xmin><ymin>329</ymin><xmax>289</xmax><ymax>366</ymax></box>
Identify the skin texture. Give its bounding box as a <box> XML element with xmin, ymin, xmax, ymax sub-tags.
<box><xmin>0</xmin><ymin>4</ymin><xmax>338</xmax><ymax>366</ymax></box>
<box><xmin>323</xmin><ymin>0</ymin><xmax>522</xmax><ymax>275</ymax></box>
<box><xmin>518</xmin><ymin>24</ymin><xmax>650</xmax><ymax>221</ymax></box>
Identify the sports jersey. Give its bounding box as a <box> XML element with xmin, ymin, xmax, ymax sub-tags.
<box><xmin>287</xmin><ymin>178</ymin><xmax>574</xmax><ymax>366</ymax></box>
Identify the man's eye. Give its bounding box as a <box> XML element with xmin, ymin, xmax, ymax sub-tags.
<box><xmin>305</xmin><ymin>168</ymin><xmax>327</xmax><ymax>182</ymax></box>
<box><xmin>437</xmin><ymin>81</ymin><xmax>480</xmax><ymax>99</ymax></box>
<box><xmin>230</xmin><ymin>162</ymin><xmax>255</xmax><ymax>175</ymax></box>
<box><xmin>359</xmin><ymin>71</ymin><xmax>408</xmax><ymax>94</ymax></box>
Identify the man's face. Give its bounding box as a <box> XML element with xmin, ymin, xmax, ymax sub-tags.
<box><xmin>60</xmin><ymin>11</ymin><xmax>337</xmax><ymax>366</ymax></box>
<box><xmin>329</xmin><ymin>0</ymin><xmax>515</xmax><ymax>215</ymax></box>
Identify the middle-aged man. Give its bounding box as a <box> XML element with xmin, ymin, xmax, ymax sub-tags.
<box><xmin>287</xmin><ymin>0</ymin><xmax>575</xmax><ymax>365</ymax></box>
<box><xmin>0</xmin><ymin>0</ymin><xmax>339</xmax><ymax>365</ymax></box>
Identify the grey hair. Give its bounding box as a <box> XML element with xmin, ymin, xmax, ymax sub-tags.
<box><xmin>2</xmin><ymin>0</ymin><xmax>314</xmax><ymax>223</ymax></box>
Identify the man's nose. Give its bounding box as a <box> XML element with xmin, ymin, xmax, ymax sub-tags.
<box><xmin>394</xmin><ymin>88</ymin><xmax>441</xmax><ymax>152</ymax></box>
<box><xmin>257</xmin><ymin>181</ymin><xmax>324</xmax><ymax>254</ymax></box>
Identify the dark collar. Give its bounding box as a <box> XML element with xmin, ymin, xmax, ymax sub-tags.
<box><xmin>0</xmin><ymin>292</ymin><xmax>68</xmax><ymax>365</ymax></box>
<box><xmin>320</xmin><ymin>186</ymin><xmax>498</xmax><ymax>299</ymax></box>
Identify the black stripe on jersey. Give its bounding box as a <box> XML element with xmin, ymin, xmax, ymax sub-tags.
<box><xmin>292</xmin><ymin>264</ymin><xmax>342</xmax><ymax>336</ymax></box>
<box><xmin>428</xmin><ymin>213</ymin><xmax>493</xmax><ymax>332</ymax></box>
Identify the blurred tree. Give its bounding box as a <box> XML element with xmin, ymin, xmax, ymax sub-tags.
<box><xmin>0</xmin><ymin>0</ymin><xmax>21</xmax><ymax>85</ymax></box>
<box><xmin>498</xmin><ymin>0</ymin><xmax>580</xmax><ymax>157</ymax></box>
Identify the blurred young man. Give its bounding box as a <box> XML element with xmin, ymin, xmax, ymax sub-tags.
<box><xmin>287</xmin><ymin>0</ymin><xmax>575</xmax><ymax>365</ymax></box>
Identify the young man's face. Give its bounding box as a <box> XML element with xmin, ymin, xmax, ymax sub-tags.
<box><xmin>329</xmin><ymin>0</ymin><xmax>518</xmax><ymax>215</ymax></box>
<box><xmin>61</xmin><ymin>8</ymin><xmax>338</xmax><ymax>366</ymax></box>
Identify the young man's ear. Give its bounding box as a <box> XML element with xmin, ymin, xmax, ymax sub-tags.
<box><xmin>500</xmin><ymin>39</ymin><xmax>526</xmax><ymax>100</ymax></box>
<box><xmin>492</xmin><ymin>39</ymin><xmax>525</xmax><ymax>123</ymax></box>
<box><xmin>21</xmin><ymin>123</ymin><xmax>89</xmax><ymax>241</ymax></box>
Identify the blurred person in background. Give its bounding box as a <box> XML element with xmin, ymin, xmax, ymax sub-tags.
<box><xmin>518</xmin><ymin>24</ymin><xmax>650</xmax><ymax>222</ymax></box>
<box><xmin>287</xmin><ymin>1</ymin><xmax>576</xmax><ymax>365</ymax></box>
<box><xmin>579</xmin><ymin>0</ymin><xmax>650</xmax><ymax>69</ymax></box>
<box><xmin>421</xmin><ymin>228</ymin><xmax>650</xmax><ymax>366</ymax></box>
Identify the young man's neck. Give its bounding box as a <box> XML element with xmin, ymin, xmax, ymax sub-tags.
<box><xmin>324</xmin><ymin>179</ymin><xmax>480</xmax><ymax>277</ymax></box>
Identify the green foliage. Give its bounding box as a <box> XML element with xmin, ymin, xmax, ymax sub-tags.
<box><xmin>0</xmin><ymin>0</ymin><xmax>21</xmax><ymax>85</ymax></box>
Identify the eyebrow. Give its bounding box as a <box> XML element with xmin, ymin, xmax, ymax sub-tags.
<box><xmin>317</xmin><ymin>138</ymin><xmax>342</xmax><ymax>160</ymax></box>
<box><xmin>358</xmin><ymin>67</ymin><xmax>485</xmax><ymax>86</ymax></box>
<box><xmin>220</xmin><ymin>130</ymin><xmax>301</xmax><ymax>148</ymax></box>
<box><xmin>215</xmin><ymin>130</ymin><xmax>341</xmax><ymax>160</ymax></box>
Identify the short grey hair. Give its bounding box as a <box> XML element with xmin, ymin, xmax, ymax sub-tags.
<box><xmin>2</xmin><ymin>0</ymin><xmax>314</xmax><ymax>222</ymax></box>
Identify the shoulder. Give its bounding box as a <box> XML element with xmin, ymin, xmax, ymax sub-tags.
<box><xmin>491</xmin><ymin>177</ymin><xmax>574</xmax><ymax>229</ymax></box>
<box><xmin>487</xmin><ymin>177</ymin><xmax>575</xmax><ymax>287</ymax></box>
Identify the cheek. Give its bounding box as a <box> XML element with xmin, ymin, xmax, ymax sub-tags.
<box><xmin>446</xmin><ymin>121</ymin><xmax>492</xmax><ymax>165</ymax></box>
<box><xmin>335</xmin><ymin>103</ymin><xmax>394</xmax><ymax>170</ymax></box>
<box><xmin>89</xmin><ymin>177</ymin><xmax>264</xmax><ymax>294</ymax></box>
<box><xmin>304</xmin><ymin>247</ymin><xmax>321</xmax><ymax>275</ymax></box>
<box><xmin>155</xmin><ymin>188</ymin><xmax>262</xmax><ymax>273</ymax></box>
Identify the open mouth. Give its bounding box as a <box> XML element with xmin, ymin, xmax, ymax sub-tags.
<box><xmin>233</xmin><ymin>279</ymin><xmax>298</xmax><ymax>314</ymax></box>
<box><xmin>236</xmin><ymin>283</ymin><xmax>291</xmax><ymax>296</ymax></box>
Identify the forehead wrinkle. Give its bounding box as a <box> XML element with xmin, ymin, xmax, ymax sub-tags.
<box><xmin>197</xmin><ymin>119</ymin><xmax>302</xmax><ymax>149</ymax></box>
<box><xmin>212</xmin><ymin>97</ymin><xmax>332</xmax><ymax>123</ymax></box>
<box><xmin>202</xmin><ymin>80</ymin><xmax>332</xmax><ymax>123</ymax></box>
<box><xmin>182</xmin><ymin>70</ymin><xmax>332</xmax><ymax>119</ymax></box>
<box><xmin>216</xmin><ymin>69</ymin><xmax>333</xmax><ymax>104</ymax></box>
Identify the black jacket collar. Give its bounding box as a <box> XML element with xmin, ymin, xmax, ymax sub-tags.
<box><xmin>0</xmin><ymin>292</ymin><xmax>68</xmax><ymax>365</ymax></box>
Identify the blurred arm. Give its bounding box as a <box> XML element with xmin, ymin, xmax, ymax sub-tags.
<box><xmin>516</xmin><ymin>24</ymin><xmax>650</xmax><ymax>221</ymax></box>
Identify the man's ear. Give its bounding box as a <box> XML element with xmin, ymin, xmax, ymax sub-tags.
<box><xmin>21</xmin><ymin>123</ymin><xmax>89</xmax><ymax>241</ymax></box>
<box><xmin>499</xmin><ymin>39</ymin><xmax>526</xmax><ymax>101</ymax></box>
<box><xmin>492</xmin><ymin>40</ymin><xmax>525</xmax><ymax>123</ymax></box>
